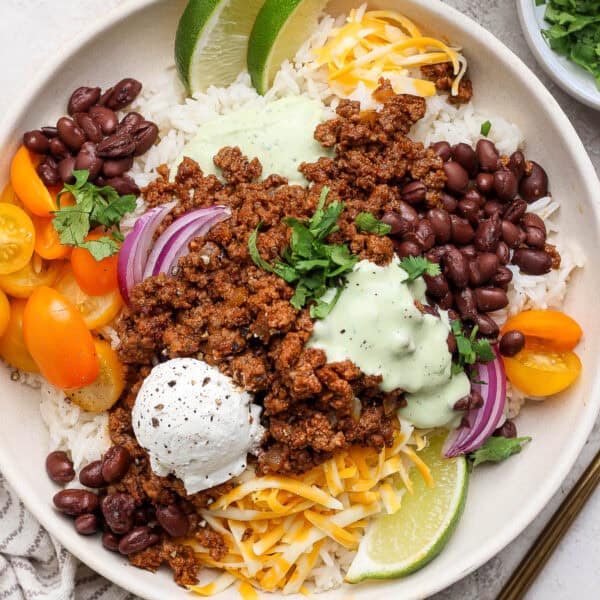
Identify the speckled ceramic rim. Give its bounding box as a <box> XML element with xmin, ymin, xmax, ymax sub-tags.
<box><xmin>516</xmin><ymin>0</ymin><xmax>600</xmax><ymax>111</ymax></box>
<box><xmin>1</xmin><ymin>1</ymin><xmax>599</xmax><ymax>599</ymax></box>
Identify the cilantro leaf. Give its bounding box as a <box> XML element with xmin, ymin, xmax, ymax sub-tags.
<box><xmin>480</xmin><ymin>120</ymin><xmax>492</xmax><ymax>136</ymax></box>
<box><xmin>451</xmin><ymin>320</ymin><xmax>496</xmax><ymax>374</ymax></box>
<box><xmin>355</xmin><ymin>212</ymin><xmax>392</xmax><ymax>236</ymax></box>
<box><xmin>248</xmin><ymin>223</ymin><xmax>275</xmax><ymax>273</ymax></box>
<box><xmin>399</xmin><ymin>256</ymin><xmax>441</xmax><ymax>282</ymax></box>
<box><xmin>52</xmin><ymin>169</ymin><xmax>136</xmax><ymax>260</ymax></box>
<box><xmin>470</xmin><ymin>436</ymin><xmax>532</xmax><ymax>467</ymax></box>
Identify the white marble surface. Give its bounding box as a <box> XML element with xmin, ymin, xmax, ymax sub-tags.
<box><xmin>1</xmin><ymin>0</ymin><xmax>599</xmax><ymax>598</ymax></box>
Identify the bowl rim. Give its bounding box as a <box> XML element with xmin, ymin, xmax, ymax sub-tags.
<box><xmin>1</xmin><ymin>0</ymin><xmax>600</xmax><ymax>598</ymax></box>
<box><xmin>516</xmin><ymin>0</ymin><xmax>600</xmax><ymax>111</ymax></box>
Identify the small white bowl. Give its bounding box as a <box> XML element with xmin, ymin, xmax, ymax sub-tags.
<box><xmin>0</xmin><ymin>1</ymin><xmax>599</xmax><ymax>599</ymax></box>
<box><xmin>517</xmin><ymin>0</ymin><xmax>600</xmax><ymax>110</ymax></box>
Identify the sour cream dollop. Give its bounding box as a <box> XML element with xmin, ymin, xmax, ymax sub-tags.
<box><xmin>132</xmin><ymin>358</ymin><xmax>264</xmax><ymax>494</ymax></box>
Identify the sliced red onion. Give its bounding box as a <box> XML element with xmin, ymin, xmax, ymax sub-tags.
<box><xmin>142</xmin><ymin>206</ymin><xmax>230</xmax><ymax>278</ymax></box>
<box><xmin>117</xmin><ymin>201</ymin><xmax>177</xmax><ymax>304</ymax></box>
<box><xmin>444</xmin><ymin>346</ymin><xmax>506</xmax><ymax>458</ymax></box>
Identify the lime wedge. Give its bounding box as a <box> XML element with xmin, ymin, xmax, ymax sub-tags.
<box><xmin>345</xmin><ymin>432</ymin><xmax>468</xmax><ymax>583</ymax></box>
<box><xmin>247</xmin><ymin>0</ymin><xmax>329</xmax><ymax>94</ymax></box>
<box><xmin>175</xmin><ymin>0</ymin><xmax>266</xmax><ymax>94</ymax></box>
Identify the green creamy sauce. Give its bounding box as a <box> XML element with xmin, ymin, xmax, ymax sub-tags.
<box><xmin>308</xmin><ymin>257</ymin><xmax>469</xmax><ymax>429</ymax></box>
<box><xmin>172</xmin><ymin>96</ymin><xmax>331</xmax><ymax>185</ymax></box>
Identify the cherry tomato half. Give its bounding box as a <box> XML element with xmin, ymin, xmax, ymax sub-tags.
<box><xmin>503</xmin><ymin>348</ymin><xmax>582</xmax><ymax>397</ymax></box>
<box><xmin>67</xmin><ymin>339</ymin><xmax>125</xmax><ymax>413</ymax></box>
<box><xmin>0</xmin><ymin>298</ymin><xmax>38</xmax><ymax>373</ymax></box>
<box><xmin>70</xmin><ymin>233</ymin><xmax>119</xmax><ymax>296</ymax></box>
<box><xmin>0</xmin><ymin>289</ymin><xmax>10</xmax><ymax>339</ymax></box>
<box><xmin>0</xmin><ymin>255</ymin><xmax>63</xmax><ymax>298</ymax></box>
<box><xmin>32</xmin><ymin>215</ymin><xmax>71</xmax><ymax>260</ymax></box>
<box><xmin>9</xmin><ymin>146</ymin><xmax>58</xmax><ymax>217</ymax></box>
<box><xmin>23</xmin><ymin>286</ymin><xmax>99</xmax><ymax>389</ymax></box>
<box><xmin>0</xmin><ymin>203</ymin><xmax>35</xmax><ymax>275</ymax></box>
<box><xmin>501</xmin><ymin>309</ymin><xmax>582</xmax><ymax>352</ymax></box>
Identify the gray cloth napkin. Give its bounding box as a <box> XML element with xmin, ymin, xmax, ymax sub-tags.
<box><xmin>0</xmin><ymin>472</ymin><xmax>136</xmax><ymax>600</ymax></box>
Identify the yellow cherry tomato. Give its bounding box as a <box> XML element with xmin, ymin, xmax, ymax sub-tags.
<box><xmin>0</xmin><ymin>255</ymin><xmax>63</xmax><ymax>298</ymax></box>
<box><xmin>23</xmin><ymin>286</ymin><xmax>99</xmax><ymax>389</ymax></box>
<box><xmin>0</xmin><ymin>289</ymin><xmax>11</xmax><ymax>338</ymax></box>
<box><xmin>54</xmin><ymin>267</ymin><xmax>122</xmax><ymax>329</ymax></box>
<box><xmin>0</xmin><ymin>298</ymin><xmax>39</xmax><ymax>372</ymax></box>
<box><xmin>0</xmin><ymin>183</ymin><xmax>24</xmax><ymax>208</ymax></box>
<box><xmin>0</xmin><ymin>202</ymin><xmax>35</xmax><ymax>275</ymax></box>
<box><xmin>66</xmin><ymin>339</ymin><xmax>125</xmax><ymax>412</ymax></box>
<box><xmin>32</xmin><ymin>215</ymin><xmax>71</xmax><ymax>260</ymax></box>
<box><xmin>502</xmin><ymin>309</ymin><xmax>582</xmax><ymax>352</ymax></box>
<box><xmin>503</xmin><ymin>348</ymin><xmax>582</xmax><ymax>397</ymax></box>
<box><xmin>10</xmin><ymin>146</ymin><xmax>60</xmax><ymax>217</ymax></box>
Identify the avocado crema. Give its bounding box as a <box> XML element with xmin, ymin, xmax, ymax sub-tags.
<box><xmin>307</xmin><ymin>257</ymin><xmax>470</xmax><ymax>429</ymax></box>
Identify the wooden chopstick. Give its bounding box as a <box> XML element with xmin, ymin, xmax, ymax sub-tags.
<box><xmin>496</xmin><ymin>446</ymin><xmax>600</xmax><ymax>600</ymax></box>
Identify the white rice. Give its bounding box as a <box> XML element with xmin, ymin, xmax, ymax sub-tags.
<box><xmin>34</xmin><ymin>8</ymin><xmax>583</xmax><ymax>592</ymax></box>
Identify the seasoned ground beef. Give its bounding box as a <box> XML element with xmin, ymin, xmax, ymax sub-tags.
<box><xmin>420</xmin><ymin>62</ymin><xmax>473</xmax><ymax>104</ymax></box>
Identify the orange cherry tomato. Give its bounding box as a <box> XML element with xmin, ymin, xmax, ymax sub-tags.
<box><xmin>10</xmin><ymin>146</ymin><xmax>58</xmax><ymax>217</ymax></box>
<box><xmin>70</xmin><ymin>232</ymin><xmax>119</xmax><ymax>296</ymax></box>
<box><xmin>32</xmin><ymin>215</ymin><xmax>71</xmax><ymax>260</ymax></box>
<box><xmin>67</xmin><ymin>339</ymin><xmax>125</xmax><ymax>412</ymax></box>
<box><xmin>503</xmin><ymin>348</ymin><xmax>582</xmax><ymax>397</ymax></box>
<box><xmin>54</xmin><ymin>267</ymin><xmax>122</xmax><ymax>329</ymax></box>
<box><xmin>0</xmin><ymin>203</ymin><xmax>35</xmax><ymax>275</ymax></box>
<box><xmin>0</xmin><ymin>255</ymin><xmax>63</xmax><ymax>298</ymax></box>
<box><xmin>0</xmin><ymin>298</ymin><xmax>38</xmax><ymax>372</ymax></box>
<box><xmin>0</xmin><ymin>183</ymin><xmax>24</xmax><ymax>208</ymax></box>
<box><xmin>501</xmin><ymin>310</ymin><xmax>582</xmax><ymax>352</ymax></box>
<box><xmin>0</xmin><ymin>289</ymin><xmax>11</xmax><ymax>338</ymax></box>
<box><xmin>23</xmin><ymin>286</ymin><xmax>99</xmax><ymax>389</ymax></box>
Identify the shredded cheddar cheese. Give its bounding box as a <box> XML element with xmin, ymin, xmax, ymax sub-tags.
<box><xmin>186</xmin><ymin>418</ymin><xmax>434</xmax><ymax>597</ymax></box>
<box><xmin>312</xmin><ymin>4</ymin><xmax>467</xmax><ymax>98</ymax></box>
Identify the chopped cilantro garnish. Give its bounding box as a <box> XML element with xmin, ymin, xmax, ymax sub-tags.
<box><xmin>399</xmin><ymin>256</ymin><xmax>441</xmax><ymax>282</ymax></box>
<box><xmin>248</xmin><ymin>187</ymin><xmax>358</xmax><ymax>318</ymax></box>
<box><xmin>355</xmin><ymin>212</ymin><xmax>392</xmax><ymax>236</ymax></box>
<box><xmin>535</xmin><ymin>0</ymin><xmax>545</xmax><ymax>5</ymax></box>
<box><xmin>52</xmin><ymin>170</ymin><xmax>136</xmax><ymax>260</ymax></box>
<box><xmin>480</xmin><ymin>120</ymin><xmax>492</xmax><ymax>136</ymax></box>
<box><xmin>470</xmin><ymin>436</ymin><xmax>532</xmax><ymax>467</ymax></box>
<box><xmin>451</xmin><ymin>321</ymin><xmax>495</xmax><ymax>374</ymax></box>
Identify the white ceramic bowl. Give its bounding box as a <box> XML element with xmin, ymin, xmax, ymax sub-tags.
<box><xmin>517</xmin><ymin>0</ymin><xmax>600</xmax><ymax>111</ymax></box>
<box><xmin>1</xmin><ymin>1</ymin><xmax>599</xmax><ymax>599</ymax></box>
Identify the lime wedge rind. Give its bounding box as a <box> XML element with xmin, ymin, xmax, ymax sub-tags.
<box><xmin>345</xmin><ymin>435</ymin><xmax>469</xmax><ymax>583</ymax></box>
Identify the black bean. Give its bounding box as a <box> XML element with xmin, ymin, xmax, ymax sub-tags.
<box><xmin>401</xmin><ymin>181</ymin><xmax>427</xmax><ymax>205</ymax></box>
<box><xmin>499</xmin><ymin>330</ymin><xmax>525</xmax><ymax>357</ymax></box>
<box><xmin>504</xmin><ymin>198</ymin><xmax>527</xmax><ymax>223</ymax></box>
<box><xmin>438</xmin><ymin>291</ymin><xmax>454</xmax><ymax>310</ymax></box>
<box><xmin>156</xmin><ymin>504</ymin><xmax>189</xmax><ymax>537</ymax></box>
<box><xmin>458</xmin><ymin>198</ymin><xmax>480</xmax><ymax>226</ymax></box>
<box><xmin>49</xmin><ymin>137</ymin><xmax>70</xmax><ymax>160</ymax></box>
<box><xmin>118</xmin><ymin>526</ymin><xmax>159</xmax><ymax>555</ymax></box>
<box><xmin>57</xmin><ymin>117</ymin><xmax>86</xmax><ymax>150</ymax></box>
<box><xmin>74</xmin><ymin>113</ymin><xmax>104</xmax><ymax>143</ymax></box>
<box><xmin>454</xmin><ymin>390</ymin><xmax>484</xmax><ymax>411</ymax></box>
<box><xmin>101</xmin><ymin>445</ymin><xmax>131</xmax><ymax>483</ymax></box>
<box><xmin>75</xmin><ymin>142</ymin><xmax>103</xmax><ymax>180</ymax></box>
<box><xmin>494</xmin><ymin>419</ymin><xmax>517</xmax><ymax>438</ymax></box>
<box><xmin>473</xmin><ymin>312</ymin><xmax>499</xmax><ymax>336</ymax></box>
<box><xmin>23</xmin><ymin>130</ymin><xmax>50</xmax><ymax>154</ymax></box>
<box><xmin>439</xmin><ymin>193</ymin><xmax>458</xmax><ymax>213</ymax></box>
<box><xmin>455</xmin><ymin>287</ymin><xmax>477</xmax><ymax>318</ymax></box>
<box><xmin>106</xmin><ymin>78</ymin><xmax>142</xmax><ymax>110</ymax></box>
<box><xmin>475</xmin><ymin>287</ymin><xmax>509</xmax><ymax>312</ymax></box>
<box><xmin>501</xmin><ymin>220</ymin><xmax>525</xmax><ymax>248</ymax></box>
<box><xmin>45</xmin><ymin>451</ymin><xmax>75</xmax><ymax>484</ymax></box>
<box><xmin>117</xmin><ymin>112</ymin><xmax>145</xmax><ymax>135</ymax></box>
<box><xmin>491</xmin><ymin>266</ymin><xmax>513</xmax><ymax>287</ymax></box>
<box><xmin>97</xmin><ymin>134</ymin><xmax>136</xmax><ymax>158</ymax></box>
<box><xmin>394</xmin><ymin>240</ymin><xmax>421</xmax><ymax>258</ymax></box>
<box><xmin>415</xmin><ymin>219</ymin><xmax>435</xmax><ymax>251</ymax></box>
<box><xmin>425</xmin><ymin>245</ymin><xmax>448</xmax><ymax>264</ymax></box>
<box><xmin>58</xmin><ymin>156</ymin><xmax>76</xmax><ymax>184</ymax></box>
<box><xmin>443</xmin><ymin>162</ymin><xmax>469</xmax><ymax>194</ymax></box>
<box><xmin>381</xmin><ymin>211</ymin><xmax>409</xmax><ymax>236</ymax></box>
<box><xmin>451</xmin><ymin>143</ymin><xmax>478</xmax><ymax>176</ymax></box>
<box><xmin>102</xmin><ymin>531</ymin><xmax>121</xmax><ymax>552</ymax></box>
<box><xmin>468</xmin><ymin>260</ymin><xmax>482</xmax><ymax>287</ymax></box>
<box><xmin>53</xmin><ymin>489</ymin><xmax>98</xmax><ymax>516</ymax></box>
<box><xmin>75</xmin><ymin>514</ymin><xmax>99</xmax><ymax>536</ymax></box>
<box><xmin>475</xmin><ymin>172</ymin><xmax>494</xmax><ymax>195</ymax></box>
<box><xmin>447</xmin><ymin>332</ymin><xmax>457</xmax><ymax>353</ymax></box>
<box><xmin>89</xmin><ymin>105</ymin><xmax>118</xmax><ymax>135</ymax></box>
<box><xmin>521</xmin><ymin>212</ymin><xmax>546</xmax><ymax>233</ymax></box>
<box><xmin>101</xmin><ymin>493</ymin><xmax>136</xmax><ymax>534</ymax></box>
<box><xmin>98</xmin><ymin>87</ymin><xmax>114</xmax><ymax>106</ymax></box>
<box><xmin>132</xmin><ymin>121</ymin><xmax>159</xmax><ymax>156</ymax></box>
<box><xmin>67</xmin><ymin>86</ymin><xmax>101</xmax><ymax>115</ymax></box>
<box><xmin>508</xmin><ymin>151</ymin><xmax>526</xmax><ymax>181</ymax></box>
<box><xmin>460</xmin><ymin>244</ymin><xmax>477</xmax><ymax>260</ymax></box>
<box><xmin>477</xmin><ymin>253</ymin><xmax>499</xmax><ymax>284</ymax></box>
<box><xmin>525</xmin><ymin>226</ymin><xmax>546</xmax><ymax>248</ymax></box>
<box><xmin>37</xmin><ymin>160</ymin><xmax>61</xmax><ymax>187</ymax></box>
<box><xmin>397</xmin><ymin>201</ymin><xmax>418</xmax><ymax>229</ymax></box>
<box><xmin>427</xmin><ymin>208</ymin><xmax>452</xmax><ymax>243</ymax></box>
<box><xmin>431</xmin><ymin>141</ymin><xmax>452</xmax><ymax>161</ymax></box>
<box><xmin>519</xmin><ymin>162</ymin><xmax>548</xmax><ymax>202</ymax></box>
<box><xmin>41</xmin><ymin>126</ymin><xmax>59</xmax><ymax>138</ymax></box>
<box><xmin>496</xmin><ymin>241</ymin><xmax>510</xmax><ymax>265</ymax></box>
<box><xmin>474</xmin><ymin>216</ymin><xmax>502</xmax><ymax>252</ymax></box>
<box><xmin>443</xmin><ymin>247</ymin><xmax>469</xmax><ymax>288</ymax></box>
<box><xmin>102</xmin><ymin>175</ymin><xmax>140</xmax><ymax>196</ymax></box>
<box><xmin>79</xmin><ymin>460</ymin><xmax>106</xmax><ymax>488</ymax></box>
<box><xmin>102</xmin><ymin>156</ymin><xmax>133</xmax><ymax>178</ymax></box>
<box><xmin>424</xmin><ymin>273</ymin><xmax>449</xmax><ymax>298</ymax></box>
<box><xmin>464</xmin><ymin>188</ymin><xmax>485</xmax><ymax>207</ymax></box>
<box><xmin>512</xmin><ymin>248</ymin><xmax>552</xmax><ymax>275</ymax></box>
<box><xmin>476</xmin><ymin>139</ymin><xmax>500</xmax><ymax>172</ymax></box>
<box><xmin>493</xmin><ymin>170</ymin><xmax>518</xmax><ymax>202</ymax></box>
<box><xmin>484</xmin><ymin>200</ymin><xmax>504</xmax><ymax>217</ymax></box>
<box><xmin>450</xmin><ymin>215</ymin><xmax>474</xmax><ymax>245</ymax></box>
